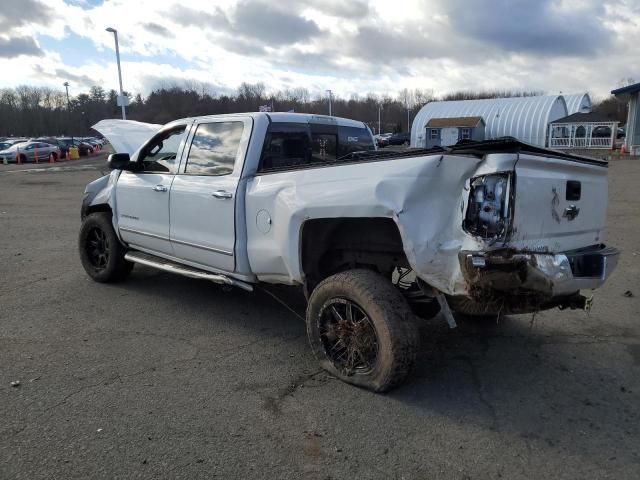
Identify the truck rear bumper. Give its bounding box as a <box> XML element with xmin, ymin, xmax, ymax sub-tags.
<box><xmin>461</xmin><ymin>244</ymin><xmax>620</xmax><ymax>298</ymax></box>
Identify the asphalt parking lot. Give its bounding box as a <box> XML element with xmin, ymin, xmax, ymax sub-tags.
<box><xmin>1</xmin><ymin>153</ymin><xmax>639</xmax><ymax>479</ymax></box>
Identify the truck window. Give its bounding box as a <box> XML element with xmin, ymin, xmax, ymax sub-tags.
<box><xmin>183</xmin><ymin>122</ymin><xmax>244</xmax><ymax>176</ymax></box>
<box><xmin>259</xmin><ymin>122</ymin><xmax>375</xmax><ymax>172</ymax></box>
<box><xmin>337</xmin><ymin>126</ymin><xmax>376</xmax><ymax>157</ymax></box>
<box><xmin>138</xmin><ymin>126</ymin><xmax>186</xmax><ymax>173</ymax></box>
<box><xmin>260</xmin><ymin>123</ymin><xmax>311</xmax><ymax>170</ymax></box>
<box><xmin>310</xmin><ymin>133</ymin><xmax>337</xmax><ymax>162</ymax></box>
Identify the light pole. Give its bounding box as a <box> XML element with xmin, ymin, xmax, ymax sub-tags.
<box><xmin>63</xmin><ymin>81</ymin><xmax>70</xmax><ymax>109</ymax></box>
<box><xmin>63</xmin><ymin>81</ymin><xmax>73</xmax><ymax>142</ymax></box>
<box><xmin>326</xmin><ymin>89</ymin><xmax>332</xmax><ymax>116</ymax></box>
<box><xmin>406</xmin><ymin>104</ymin><xmax>410</xmax><ymax>133</ymax></box>
<box><xmin>106</xmin><ymin>27</ymin><xmax>126</xmax><ymax>120</ymax></box>
<box><xmin>378</xmin><ymin>104</ymin><xmax>383</xmax><ymax>134</ymax></box>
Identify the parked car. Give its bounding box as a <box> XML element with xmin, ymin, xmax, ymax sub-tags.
<box><xmin>81</xmin><ymin>113</ymin><xmax>618</xmax><ymax>392</ymax></box>
<box><xmin>387</xmin><ymin>132</ymin><xmax>410</xmax><ymax>146</ymax></box>
<box><xmin>375</xmin><ymin>135</ymin><xmax>388</xmax><ymax>147</ymax></box>
<box><xmin>58</xmin><ymin>137</ymin><xmax>94</xmax><ymax>156</ymax></box>
<box><xmin>36</xmin><ymin>137</ymin><xmax>70</xmax><ymax>157</ymax></box>
<box><xmin>3</xmin><ymin>138</ymin><xmax>28</xmax><ymax>147</ymax></box>
<box><xmin>82</xmin><ymin>137</ymin><xmax>102</xmax><ymax>149</ymax></box>
<box><xmin>75</xmin><ymin>140</ymin><xmax>95</xmax><ymax>156</ymax></box>
<box><xmin>0</xmin><ymin>141</ymin><xmax>60</xmax><ymax>163</ymax></box>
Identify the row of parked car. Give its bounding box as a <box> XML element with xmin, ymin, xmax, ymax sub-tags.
<box><xmin>374</xmin><ymin>132</ymin><xmax>411</xmax><ymax>148</ymax></box>
<box><xmin>0</xmin><ymin>136</ymin><xmax>108</xmax><ymax>164</ymax></box>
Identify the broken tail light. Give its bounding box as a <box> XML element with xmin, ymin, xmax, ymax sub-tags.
<box><xmin>463</xmin><ymin>173</ymin><xmax>512</xmax><ymax>240</ymax></box>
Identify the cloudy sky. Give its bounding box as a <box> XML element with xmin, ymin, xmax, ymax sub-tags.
<box><xmin>0</xmin><ymin>0</ymin><xmax>638</xmax><ymax>100</ymax></box>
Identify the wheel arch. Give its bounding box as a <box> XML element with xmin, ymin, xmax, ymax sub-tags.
<box><xmin>299</xmin><ymin>217</ymin><xmax>410</xmax><ymax>295</ymax></box>
<box><xmin>83</xmin><ymin>203</ymin><xmax>112</xmax><ymax>219</ymax></box>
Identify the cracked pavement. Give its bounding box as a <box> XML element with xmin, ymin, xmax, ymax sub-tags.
<box><xmin>1</xmin><ymin>155</ymin><xmax>639</xmax><ymax>479</ymax></box>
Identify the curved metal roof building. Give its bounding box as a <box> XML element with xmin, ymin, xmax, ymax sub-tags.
<box><xmin>563</xmin><ymin>93</ymin><xmax>592</xmax><ymax>114</ymax></box>
<box><xmin>411</xmin><ymin>95</ymin><xmax>568</xmax><ymax>147</ymax></box>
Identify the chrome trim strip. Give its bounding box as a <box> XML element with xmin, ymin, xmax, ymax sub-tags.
<box><xmin>124</xmin><ymin>252</ymin><xmax>253</xmax><ymax>292</ymax></box>
<box><xmin>119</xmin><ymin>226</ymin><xmax>169</xmax><ymax>242</ymax></box>
<box><xmin>120</xmin><ymin>227</ymin><xmax>234</xmax><ymax>257</ymax></box>
<box><xmin>171</xmin><ymin>237</ymin><xmax>234</xmax><ymax>257</ymax></box>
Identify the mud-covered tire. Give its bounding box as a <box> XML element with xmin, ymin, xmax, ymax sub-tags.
<box><xmin>306</xmin><ymin>269</ymin><xmax>419</xmax><ymax>392</ymax></box>
<box><xmin>78</xmin><ymin>212</ymin><xmax>133</xmax><ymax>282</ymax></box>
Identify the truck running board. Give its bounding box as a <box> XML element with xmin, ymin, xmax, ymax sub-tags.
<box><xmin>124</xmin><ymin>251</ymin><xmax>254</xmax><ymax>292</ymax></box>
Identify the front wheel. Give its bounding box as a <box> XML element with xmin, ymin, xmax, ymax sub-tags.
<box><xmin>78</xmin><ymin>212</ymin><xmax>133</xmax><ymax>282</ymax></box>
<box><xmin>306</xmin><ymin>269</ymin><xmax>419</xmax><ymax>392</ymax></box>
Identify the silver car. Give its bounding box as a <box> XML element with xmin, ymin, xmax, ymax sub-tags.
<box><xmin>0</xmin><ymin>141</ymin><xmax>61</xmax><ymax>164</ymax></box>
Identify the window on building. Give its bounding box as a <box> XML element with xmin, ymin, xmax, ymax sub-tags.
<box><xmin>184</xmin><ymin>122</ymin><xmax>244</xmax><ymax>176</ymax></box>
<box><xmin>430</xmin><ymin>129</ymin><xmax>440</xmax><ymax>140</ymax></box>
<box><xmin>460</xmin><ymin>128</ymin><xmax>471</xmax><ymax>140</ymax></box>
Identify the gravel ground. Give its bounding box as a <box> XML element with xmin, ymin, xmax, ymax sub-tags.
<box><xmin>1</xmin><ymin>154</ymin><xmax>638</xmax><ymax>479</ymax></box>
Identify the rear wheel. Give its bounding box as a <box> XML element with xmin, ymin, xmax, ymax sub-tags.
<box><xmin>78</xmin><ymin>212</ymin><xmax>133</xmax><ymax>282</ymax></box>
<box><xmin>306</xmin><ymin>269</ymin><xmax>419</xmax><ymax>392</ymax></box>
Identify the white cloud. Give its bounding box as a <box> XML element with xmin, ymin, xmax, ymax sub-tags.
<box><xmin>0</xmin><ymin>0</ymin><xmax>635</xmax><ymax>99</ymax></box>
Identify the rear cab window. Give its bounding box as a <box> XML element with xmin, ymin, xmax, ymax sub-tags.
<box><xmin>259</xmin><ymin>121</ymin><xmax>375</xmax><ymax>172</ymax></box>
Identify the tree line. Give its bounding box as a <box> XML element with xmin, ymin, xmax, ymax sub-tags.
<box><xmin>0</xmin><ymin>82</ymin><xmax>628</xmax><ymax>138</ymax></box>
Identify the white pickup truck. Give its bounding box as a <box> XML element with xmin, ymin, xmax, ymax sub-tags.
<box><xmin>80</xmin><ymin>112</ymin><xmax>619</xmax><ymax>391</ymax></box>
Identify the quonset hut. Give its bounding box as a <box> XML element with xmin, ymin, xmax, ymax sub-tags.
<box><xmin>411</xmin><ymin>95</ymin><xmax>572</xmax><ymax>148</ymax></box>
<box><xmin>563</xmin><ymin>93</ymin><xmax>592</xmax><ymax>115</ymax></box>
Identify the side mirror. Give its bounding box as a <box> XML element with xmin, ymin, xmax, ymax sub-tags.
<box><xmin>107</xmin><ymin>153</ymin><xmax>131</xmax><ymax>170</ymax></box>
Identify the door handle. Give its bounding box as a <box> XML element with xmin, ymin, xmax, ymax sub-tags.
<box><xmin>212</xmin><ymin>190</ymin><xmax>233</xmax><ymax>199</ymax></box>
<box><xmin>153</xmin><ymin>185</ymin><xmax>168</xmax><ymax>192</ymax></box>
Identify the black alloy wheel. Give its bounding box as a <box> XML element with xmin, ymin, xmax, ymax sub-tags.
<box><xmin>318</xmin><ymin>298</ymin><xmax>379</xmax><ymax>375</ymax></box>
<box><xmin>85</xmin><ymin>227</ymin><xmax>110</xmax><ymax>271</ymax></box>
<box><xmin>78</xmin><ymin>212</ymin><xmax>133</xmax><ymax>283</ymax></box>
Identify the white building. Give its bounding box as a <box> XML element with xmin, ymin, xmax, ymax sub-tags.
<box><xmin>612</xmin><ymin>82</ymin><xmax>640</xmax><ymax>155</ymax></box>
<box><xmin>411</xmin><ymin>94</ymin><xmax>591</xmax><ymax>148</ymax></box>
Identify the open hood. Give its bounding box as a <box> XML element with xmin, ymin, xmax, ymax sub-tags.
<box><xmin>92</xmin><ymin>119</ymin><xmax>162</xmax><ymax>156</ymax></box>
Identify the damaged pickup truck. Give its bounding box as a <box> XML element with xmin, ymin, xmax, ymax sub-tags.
<box><xmin>80</xmin><ymin>112</ymin><xmax>619</xmax><ymax>392</ymax></box>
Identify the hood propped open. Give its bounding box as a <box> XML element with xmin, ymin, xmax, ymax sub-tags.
<box><xmin>92</xmin><ymin>119</ymin><xmax>162</xmax><ymax>156</ymax></box>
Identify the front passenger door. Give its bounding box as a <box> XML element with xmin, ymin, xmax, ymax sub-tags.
<box><xmin>116</xmin><ymin>125</ymin><xmax>187</xmax><ymax>256</ymax></box>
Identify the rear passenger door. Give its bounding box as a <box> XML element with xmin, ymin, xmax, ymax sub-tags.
<box><xmin>169</xmin><ymin>117</ymin><xmax>252</xmax><ymax>272</ymax></box>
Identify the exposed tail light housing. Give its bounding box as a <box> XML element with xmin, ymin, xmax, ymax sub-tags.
<box><xmin>463</xmin><ymin>173</ymin><xmax>513</xmax><ymax>241</ymax></box>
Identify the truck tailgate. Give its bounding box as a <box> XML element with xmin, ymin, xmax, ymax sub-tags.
<box><xmin>510</xmin><ymin>153</ymin><xmax>609</xmax><ymax>252</ymax></box>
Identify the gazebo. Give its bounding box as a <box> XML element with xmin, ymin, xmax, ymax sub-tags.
<box><xmin>548</xmin><ymin>112</ymin><xmax>619</xmax><ymax>150</ymax></box>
